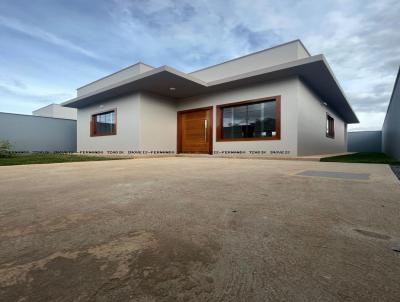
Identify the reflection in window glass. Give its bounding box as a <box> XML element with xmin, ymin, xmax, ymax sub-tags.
<box><xmin>222</xmin><ymin>100</ymin><xmax>276</xmax><ymax>139</ymax></box>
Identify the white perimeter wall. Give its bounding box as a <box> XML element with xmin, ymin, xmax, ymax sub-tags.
<box><xmin>297</xmin><ymin>80</ymin><xmax>347</xmax><ymax>156</ymax></box>
<box><xmin>77</xmin><ymin>93</ymin><xmax>140</xmax><ymax>153</ymax></box>
<box><xmin>177</xmin><ymin>77</ymin><xmax>299</xmax><ymax>156</ymax></box>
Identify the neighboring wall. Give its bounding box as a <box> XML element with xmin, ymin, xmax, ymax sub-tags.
<box><xmin>190</xmin><ymin>40</ymin><xmax>310</xmax><ymax>82</ymax></box>
<box><xmin>0</xmin><ymin>112</ymin><xmax>76</xmax><ymax>152</ymax></box>
<box><xmin>297</xmin><ymin>80</ymin><xmax>347</xmax><ymax>156</ymax></box>
<box><xmin>382</xmin><ymin>68</ymin><xmax>400</xmax><ymax>160</ymax></box>
<box><xmin>177</xmin><ymin>77</ymin><xmax>299</xmax><ymax>156</ymax></box>
<box><xmin>348</xmin><ymin>131</ymin><xmax>382</xmax><ymax>153</ymax></box>
<box><xmin>77</xmin><ymin>93</ymin><xmax>141</xmax><ymax>153</ymax></box>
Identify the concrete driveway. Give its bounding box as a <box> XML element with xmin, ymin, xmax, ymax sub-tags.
<box><xmin>0</xmin><ymin>157</ymin><xmax>399</xmax><ymax>302</ymax></box>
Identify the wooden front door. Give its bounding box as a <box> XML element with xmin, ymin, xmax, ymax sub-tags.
<box><xmin>177</xmin><ymin>107</ymin><xmax>213</xmax><ymax>154</ymax></box>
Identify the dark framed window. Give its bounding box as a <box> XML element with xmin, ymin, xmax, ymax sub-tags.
<box><xmin>326</xmin><ymin>114</ymin><xmax>335</xmax><ymax>138</ymax></box>
<box><xmin>216</xmin><ymin>96</ymin><xmax>281</xmax><ymax>141</ymax></box>
<box><xmin>91</xmin><ymin>109</ymin><xmax>117</xmax><ymax>137</ymax></box>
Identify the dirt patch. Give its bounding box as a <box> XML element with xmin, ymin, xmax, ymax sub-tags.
<box><xmin>0</xmin><ymin>231</ymin><xmax>219</xmax><ymax>302</ymax></box>
<box><xmin>0</xmin><ymin>231</ymin><xmax>156</xmax><ymax>301</ymax></box>
<box><xmin>92</xmin><ymin>234</ymin><xmax>219</xmax><ymax>302</ymax></box>
<box><xmin>0</xmin><ymin>213</ymin><xmax>96</xmax><ymax>239</ymax></box>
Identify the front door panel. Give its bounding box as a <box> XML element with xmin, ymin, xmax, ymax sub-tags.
<box><xmin>178</xmin><ymin>107</ymin><xmax>212</xmax><ymax>154</ymax></box>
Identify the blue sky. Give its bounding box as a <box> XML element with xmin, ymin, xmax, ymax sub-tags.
<box><xmin>0</xmin><ymin>0</ymin><xmax>399</xmax><ymax>130</ymax></box>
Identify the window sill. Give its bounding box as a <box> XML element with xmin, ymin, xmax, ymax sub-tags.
<box><xmin>90</xmin><ymin>133</ymin><xmax>117</xmax><ymax>137</ymax></box>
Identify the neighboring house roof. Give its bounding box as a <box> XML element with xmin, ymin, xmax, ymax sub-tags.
<box><xmin>63</xmin><ymin>41</ymin><xmax>359</xmax><ymax>123</ymax></box>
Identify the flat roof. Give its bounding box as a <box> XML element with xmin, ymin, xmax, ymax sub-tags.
<box><xmin>189</xmin><ymin>39</ymin><xmax>311</xmax><ymax>74</ymax></box>
<box><xmin>63</xmin><ymin>55</ymin><xmax>359</xmax><ymax>123</ymax></box>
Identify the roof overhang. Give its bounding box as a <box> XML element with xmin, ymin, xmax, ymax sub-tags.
<box><xmin>63</xmin><ymin>55</ymin><xmax>359</xmax><ymax>123</ymax></box>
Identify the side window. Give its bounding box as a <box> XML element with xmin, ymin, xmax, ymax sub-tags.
<box><xmin>91</xmin><ymin>110</ymin><xmax>117</xmax><ymax>136</ymax></box>
<box><xmin>326</xmin><ymin>114</ymin><xmax>334</xmax><ymax>138</ymax></box>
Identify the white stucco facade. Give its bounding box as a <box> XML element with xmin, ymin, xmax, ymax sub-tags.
<box><xmin>77</xmin><ymin>93</ymin><xmax>141</xmax><ymax>153</ymax></box>
<box><xmin>75</xmin><ymin>77</ymin><xmax>348</xmax><ymax>157</ymax></box>
<box><xmin>177</xmin><ymin>77</ymin><xmax>299</xmax><ymax>156</ymax></box>
<box><xmin>297</xmin><ymin>80</ymin><xmax>347</xmax><ymax>156</ymax></box>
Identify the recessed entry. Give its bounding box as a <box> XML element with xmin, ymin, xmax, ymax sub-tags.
<box><xmin>296</xmin><ymin>170</ymin><xmax>370</xmax><ymax>180</ymax></box>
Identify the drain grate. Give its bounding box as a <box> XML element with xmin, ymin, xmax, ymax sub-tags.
<box><xmin>296</xmin><ymin>170</ymin><xmax>370</xmax><ymax>180</ymax></box>
<box><xmin>391</xmin><ymin>165</ymin><xmax>400</xmax><ymax>181</ymax></box>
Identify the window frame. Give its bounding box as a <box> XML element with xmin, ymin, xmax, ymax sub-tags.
<box><xmin>216</xmin><ymin>96</ymin><xmax>281</xmax><ymax>142</ymax></box>
<box><xmin>326</xmin><ymin>113</ymin><xmax>335</xmax><ymax>139</ymax></box>
<box><xmin>90</xmin><ymin>108</ymin><xmax>117</xmax><ymax>137</ymax></box>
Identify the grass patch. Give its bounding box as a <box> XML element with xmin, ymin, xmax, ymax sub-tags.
<box><xmin>321</xmin><ymin>152</ymin><xmax>400</xmax><ymax>165</ymax></box>
<box><xmin>0</xmin><ymin>153</ymin><xmax>126</xmax><ymax>166</ymax></box>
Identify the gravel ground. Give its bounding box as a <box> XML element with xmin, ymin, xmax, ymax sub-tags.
<box><xmin>0</xmin><ymin>158</ymin><xmax>399</xmax><ymax>302</ymax></box>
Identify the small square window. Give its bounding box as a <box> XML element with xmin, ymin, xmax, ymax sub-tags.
<box><xmin>91</xmin><ymin>110</ymin><xmax>116</xmax><ymax>136</ymax></box>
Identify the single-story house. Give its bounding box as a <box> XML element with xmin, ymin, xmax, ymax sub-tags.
<box><xmin>63</xmin><ymin>40</ymin><xmax>359</xmax><ymax>157</ymax></box>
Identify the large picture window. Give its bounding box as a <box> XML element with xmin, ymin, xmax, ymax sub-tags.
<box><xmin>91</xmin><ymin>109</ymin><xmax>116</xmax><ymax>136</ymax></box>
<box><xmin>217</xmin><ymin>97</ymin><xmax>281</xmax><ymax>141</ymax></box>
<box><xmin>326</xmin><ymin>114</ymin><xmax>334</xmax><ymax>138</ymax></box>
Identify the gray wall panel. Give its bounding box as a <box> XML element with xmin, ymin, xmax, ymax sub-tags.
<box><xmin>0</xmin><ymin>113</ymin><xmax>76</xmax><ymax>152</ymax></box>
<box><xmin>297</xmin><ymin>79</ymin><xmax>348</xmax><ymax>156</ymax></box>
<box><xmin>347</xmin><ymin>131</ymin><xmax>382</xmax><ymax>153</ymax></box>
<box><xmin>382</xmin><ymin>69</ymin><xmax>400</xmax><ymax>160</ymax></box>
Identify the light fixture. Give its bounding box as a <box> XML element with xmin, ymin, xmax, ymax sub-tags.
<box><xmin>169</xmin><ymin>87</ymin><xmax>176</xmax><ymax>91</ymax></box>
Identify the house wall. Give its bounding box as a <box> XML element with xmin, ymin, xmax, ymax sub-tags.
<box><xmin>297</xmin><ymin>80</ymin><xmax>347</xmax><ymax>156</ymax></box>
<box><xmin>0</xmin><ymin>112</ymin><xmax>76</xmax><ymax>152</ymax></box>
<box><xmin>77</xmin><ymin>93</ymin><xmax>141</xmax><ymax>153</ymax></box>
<box><xmin>382</xmin><ymin>69</ymin><xmax>400</xmax><ymax>160</ymax></box>
<box><xmin>347</xmin><ymin>131</ymin><xmax>382</xmax><ymax>153</ymax></box>
<box><xmin>75</xmin><ymin>79</ymin><xmax>349</xmax><ymax>158</ymax></box>
<box><xmin>190</xmin><ymin>41</ymin><xmax>309</xmax><ymax>82</ymax></box>
<box><xmin>139</xmin><ymin>93</ymin><xmax>177</xmax><ymax>153</ymax></box>
<box><xmin>177</xmin><ymin>77</ymin><xmax>299</xmax><ymax>156</ymax></box>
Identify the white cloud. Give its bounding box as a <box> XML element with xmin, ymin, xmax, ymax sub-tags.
<box><xmin>0</xmin><ymin>15</ymin><xmax>101</xmax><ymax>60</ymax></box>
<box><xmin>348</xmin><ymin>112</ymin><xmax>386</xmax><ymax>131</ymax></box>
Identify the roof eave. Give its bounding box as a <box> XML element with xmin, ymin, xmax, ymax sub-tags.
<box><xmin>63</xmin><ymin>56</ymin><xmax>359</xmax><ymax>124</ymax></box>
